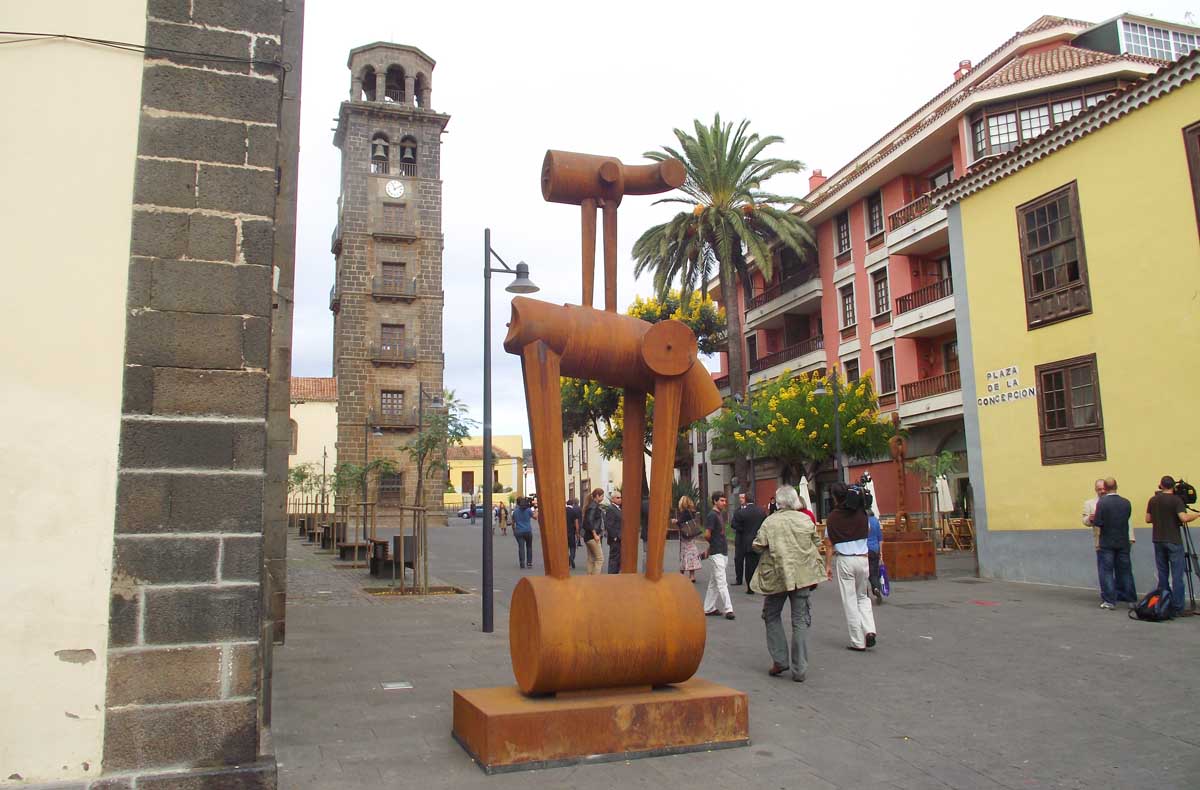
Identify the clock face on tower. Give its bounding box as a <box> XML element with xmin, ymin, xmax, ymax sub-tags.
<box><xmin>385</xmin><ymin>179</ymin><xmax>405</xmax><ymax>199</ymax></box>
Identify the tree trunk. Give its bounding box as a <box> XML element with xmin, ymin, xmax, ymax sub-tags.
<box><xmin>718</xmin><ymin>269</ymin><xmax>750</xmax><ymax>490</ymax></box>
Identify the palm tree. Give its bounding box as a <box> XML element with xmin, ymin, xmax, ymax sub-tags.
<box><xmin>633</xmin><ymin>114</ymin><xmax>816</xmax><ymax>403</ymax></box>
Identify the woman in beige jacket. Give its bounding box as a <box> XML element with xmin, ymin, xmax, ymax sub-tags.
<box><xmin>751</xmin><ymin>484</ymin><xmax>826</xmax><ymax>682</ymax></box>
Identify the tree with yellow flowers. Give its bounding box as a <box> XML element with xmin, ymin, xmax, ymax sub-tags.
<box><xmin>708</xmin><ymin>368</ymin><xmax>893</xmax><ymax>487</ymax></box>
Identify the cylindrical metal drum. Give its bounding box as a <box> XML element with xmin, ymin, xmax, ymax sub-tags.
<box><xmin>509</xmin><ymin>573</ymin><xmax>706</xmax><ymax>695</ymax></box>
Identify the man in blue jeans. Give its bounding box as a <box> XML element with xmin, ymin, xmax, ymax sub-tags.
<box><xmin>1091</xmin><ymin>477</ymin><xmax>1136</xmax><ymax>610</ymax></box>
<box><xmin>513</xmin><ymin>497</ymin><xmax>535</xmax><ymax>570</ymax></box>
<box><xmin>1146</xmin><ymin>476</ymin><xmax>1199</xmax><ymax>615</ymax></box>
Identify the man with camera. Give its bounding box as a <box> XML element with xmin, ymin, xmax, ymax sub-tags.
<box><xmin>824</xmin><ymin>481</ymin><xmax>877</xmax><ymax>651</ymax></box>
<box><xmin>1146</xmin><ymin>476</ymin><xmax>1199</xmax><ymax>616</ymax></box>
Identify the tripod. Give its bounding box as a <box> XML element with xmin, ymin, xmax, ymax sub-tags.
<box><xmin>1181</xmin><ymin>508</ymin><xmax>1199</xmax><ymax>615</ymax></box>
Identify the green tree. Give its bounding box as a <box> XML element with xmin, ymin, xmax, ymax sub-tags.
<box><xmin>399</xmin><ymin>389</ymin><xmax>476</xmax><ymax>503</ymax></box>
<box><xmin>708</xmin><ymin>368</ymin><xmax>892</xmax><ymax>486</ymax></box>
<box><xmin>632</xmin><ymin>114</ymin><xmax>817</xmax><ymax>405</ymax></box>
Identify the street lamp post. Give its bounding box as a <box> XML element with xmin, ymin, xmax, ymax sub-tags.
<box><xmin>815</xmin><ymin>374</ymin><xmax>846</xmax><ymax>484</ymax></box>
<box><xmin>361</xmin><ymin>411</ymin><xmax>383</xmax><ymax>557</ymax></box>
<box><xmin>482</xmin><ymin>228</ymin><xmax>538</xmax><ymax>634</ymax></box>
<box><xmin>732</xmin><ymin>393</ymin><xmax>757</xmax><ymax>499</ymax></box>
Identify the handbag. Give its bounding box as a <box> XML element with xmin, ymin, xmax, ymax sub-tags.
<box><xmin>879</xmin><ymin>561</ymin><xmax>891</xmax><ymax>597</ymax></box>
<box><xmin>678</xmin><ymin>515</ymin><xmax>702</xmax><ymax>540</ymax></box>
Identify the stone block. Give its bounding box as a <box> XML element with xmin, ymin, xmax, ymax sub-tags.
<box><xmin>137</xmin><ymin>760</ymin><xmax>277</xmax><ymax>790</ymax></box>
<box><xmin>127</xmin><ymin>257</ymin><xmax>153</xmax><ymax>308</ymax></box>
<box><xmin>134</xmin><ymin>157</ymin><xmax>198</xmax><ymax>209</ymax></box>
<box><xmin>138</xmin><ymin>115</ymin><xmax>246</xmax><ymax>165</ymax></box>
<box><xmin>142</xmin><ymin>64</ymin><xmax>281</xmax><ymax>124</ymax></box>
<box><xmin>147</xmin><ymin>0</ymin><xmax>191</xmax><ymax>23</ymax></box>
<box><xmin>221</xmin><ymin>536</ymin><xmax>261</xmax><ymax>582</ymax></box>
<box><xmin>192</xmin><ymin>0</ymin><xmax>283</xmax><ymax>35</ymax></box>
<box><xmin>147</xmin><ymin>20</ymin><xmax>252</xmax><ymax>74</ymax></box>
<box><xmin>116</xmin><ymin>472</ymin><xmax>264</xmax><ymax>534</ymax></box>
<box><xmin>125</xmin><ymin>310</ymin><xmax>244</xmax><ymax>369</ymax></box>
<box><xmin>198</xmin><ymin>165</ymin><xmax>275</xmax><ymax>217</ymax></box>
<box><xmin>149</xmin><ymin>258</ymin><xmax>272</xmax><ymax>317</ymax></box>
<box><xmin>122</xmin><ymin>364</ymin><xmax>154</xmax><ymax>414</ymax></box>
<box><xmin>187</xmin><ymin>213</ymin><xmax>237</xmax><ymax>262</ymax></box>
<box><xmin>106</xmin><ymin>646</ymin><xmax>223</xmax><ymax>706</ymax></box>
<box><xmin>150</xmin><ymin>368</ymin><xmax>268</xmax><ymax>417</ymax></box>
<box><xmin>240</xmin><ymin>220</ymin><xmax>274</xmax><ymax>266</ymax></box>
<box><xmin>131</xmin><ymin>210</ymin><xmax>189</xmax><ymax>258</ymax></box>
<box><xmin>144</xmin><ymin>586</ymin><xmax>260</xmax><ymax>644</ymax></box>
<box><xmin>228</xmin><ymin>643</ymin><xmax>259</xmax><ymax>697</ymax></box>
<box><xmin>114</xmin><ymin>536</ymin><xmax>220</xmax><ymax>585</ymax></box>
<box><xmin>109</xmin><ymin>593</ymin><xmax>140</xmax><ymax>648</ymax></box>
<box><xmin>103</xmin><ymin>699</ymin><xmax>257</xmax><ymax>771</ymax></box>
<box><xmin>246</xmin><ymin>126</ymin><xmax>276</xmax><ymax>168</ymax></box>
<box><xmin>119</xmin><ymin>420</ymin><xmax>265</xmax><ymax>470</ymax></box>
<box><xmin>252</xmin><ymin>36</ymin><xmax>281</xmax><ymax>76</ymax></box>
<box><xmin>242</xmin><ymin>317</ymin><xmax>271</xmax><ymax>368</ymax></box>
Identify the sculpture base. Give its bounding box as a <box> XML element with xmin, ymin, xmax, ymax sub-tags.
<box><xmin>452</xmin><ymin>678</ymin><xmax>748</xmax><ymax>774</ymax></box>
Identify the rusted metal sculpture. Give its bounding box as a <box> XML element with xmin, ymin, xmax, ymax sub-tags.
<box><xmin>453</xmin><ymin>150</ymin><xmax>746</xmax><ymax>772</ymax></box>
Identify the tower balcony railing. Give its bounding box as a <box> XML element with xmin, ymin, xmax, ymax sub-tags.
<box><xmin>371</xmin><ymin>276</ymin><xmax>417</xmax><ymax>299</ymax></box>
<box><xmin>895</xmin><ymin>277</ymin><xmax>953</xmax><ymax>315</ymax></box>
<box><xmin>329</xmin><ymin>284</ymin><xmax>339</xmax><ymax>311</ymax></box>
<box><xmin>369</xmin><ymin>342</ymin><xmax>418</xmax><ymax>364</ymax></box>
<box><xmin>331</xmin><ymin>223</ymin><xmax>342</xmax><ymax>254</ymax></box>
<box><xmin>396</xmin><ymin>161</ymin><xmax>417</xmax><ymax>177</ymax></box>
<box><xmin>384</xmin><ymin>88</ymin><xmax>404</xmax><ymax>103</ymax></box>
<box><xmin>901</xmin><ymin>369</ymin><xmax>961</xmax><ymax>402</ymax></box>
<box><xmin>376</xmin><ymin>407</ymin><xmax>419</xmax><ymax>428</ymax></box>
<box><xmin>887</xmin><ymin>192</ymin><xmax>935</xmax><ymax>232</ymax></box>
<box><xmin>745</xmin><ymin>265</ymin><xmax>820</xmax><ymax>312</ymax></box>
<box><xmin>749</xmin><ymin>335</ymin><xmax>824</xmax><ymax>374</ymax></box>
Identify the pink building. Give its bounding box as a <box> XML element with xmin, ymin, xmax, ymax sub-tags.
<box><xmin>705</xmin><ymin>14</ymin><xmax>1186</xmax><ymax>516</ymax></box>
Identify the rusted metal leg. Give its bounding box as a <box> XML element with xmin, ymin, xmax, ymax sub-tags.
<box><xmin>519</xmin><ymin>341</ymin><xmax>569</xmax><ymax>579</ymax></box>
<box><xmin>644</xmin><ymin>375</ymin><xmax>683</xmax><ymax>581</ymax></box>
<box><xmin>620</xmin><ymin>390</ymin><xmax>646</xmax><ymax>573</ymax></box>
<box><xmin>602</xmin><ymin>199</ymin><xmax>617</xmax><ymax>312</ymax></box>
<box><xmin>581</xmin><ymin>198</ymin><xmax>596</xmax><ymax>309</ymax></box>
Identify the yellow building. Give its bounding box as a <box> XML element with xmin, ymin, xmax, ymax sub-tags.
<box><xmin>289</xmin><ymin>378</ymin><xmax>339</xmax><ymax>471</ymax></box>
<box><xmin>445</xmin><ymin>435</ymin><xmax>525</xmax><ymax>509</ymax></box>
<box><xmin>941</xmin><ymin>52</ymin><xmax>1200</xmax><ymax>588</ymax></box>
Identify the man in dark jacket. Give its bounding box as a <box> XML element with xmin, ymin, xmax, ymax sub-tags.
<box><xmin>565</xmin><ymin>498</ymin><xmax>582</xmax><ymax>570</ymax></box>
<box><xmin>825</xmin><ymin>482</ymin><xmax>875</xmax><ymax>651</ymax></box>
<box><xmin>1091</xmin><ymin>477</ymin><xmax>1136</xmax><ymax>609</ymax></box>
<box><xmin>606</xmin><ymin>492</ymin><xmax>624</xmax><ymax>573</ymax></box>
<box><xmin>732</xmin><ymin>493</ymin><xmax>768</xmax><ymax>593</ymax></box>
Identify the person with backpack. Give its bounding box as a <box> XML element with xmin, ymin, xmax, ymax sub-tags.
<box><xmin>1146</xmin><ymin>476</ymin><xmax>1199</xmax><ymax>617</ymax></box>
<box><xmin>1090</xmin><ymin>477</ymin><xmax>1137</xmax><ymax>610</ymax></box>
<box><xmin>824</xmin><ymin>481</ymin><xmax>876</xmax><ymax>651</ymax></box>
<box><xmin>512</xmin><ymin>497</ymin><xmax>534</xmax><ymax>570</ymax></box>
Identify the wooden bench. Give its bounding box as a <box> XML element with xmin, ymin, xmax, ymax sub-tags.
<box><xmin>368</xmin><ymin>536</ymin><xmax>418</xmax><ymax>577</ymax></box>
<box><xmin>337</xmin><ymin>542</ymin><xmax>369</xmax><ymax>561</ymax></box>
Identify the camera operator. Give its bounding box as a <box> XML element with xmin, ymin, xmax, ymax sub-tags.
<box><xmin>824</xmin><ymin>481</ymin><xmax>877</xmax><ymax>651</ymax></box>
<box><xmin>1146</xmin><ymin>476</ymin><xmax>1199</xmax><ymax>616</ymax></box>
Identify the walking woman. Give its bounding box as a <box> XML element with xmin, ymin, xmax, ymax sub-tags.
<box><xmin>751</xmin><ymin>485</ymin><xmax>825</xmax><ymax>682</ymax></box>
<box><xmin>582</xmin><ymin>488</ymin><xmax>606</xmax><ymax>575</ymax></box>
<box><xmin>676</xmin><ymin>496</ymin><xmax>702</xmax><ymax>583</ymax></box>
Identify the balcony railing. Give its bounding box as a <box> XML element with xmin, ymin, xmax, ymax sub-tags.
<box><xmin>329</xmin><ymin>284</ymin><xmax>338</xmax><ymax>310</ymax></box>
<box><xmin>369</xmin><ymin>342</ymin><xmax>418</xmax><ymax>364</ymax></box>
<box><xmin>396</xmin><ymin>161</ymin><xmax>417</xmax><ymax>177</ymax></box>
<box><xmin>377</xmin><ymin>407</ymin><xmax>419</xmax><ymax>428</ymax></box>
<box><xmin>901</xmin><ymin>370</ymin><xmax>961</xmax><ymax>402</ymax></box>
<box><xmin>887</xmin><ymin>192</ymin><xmax>935</xmax><ymax>232</ymax></box>
<box><xmin>384</xmin><ymin>88</ymin><xmax>404</xmax><ymax>103</ymax></box>
<box><xmin>895</xmin><ymin>277</ymin><xmax>953</xmax><ymax>315</ymax></box>
<box><xmin>750</xmin><ymin>336</ymin><xmax>823</xmax><ymax>373</ymax></box>
<box><xmin>372</xmin><ymin>276</ymin><xmax>417</xmax><ymax>299</ymax></box>
<box><xmin>746</xmin><ymin>266</ymin><xmax>820</xmax><ymax>312</ymax></box>
<box><xmin>331</xmin><ymin>223</ymin><xmax>341</xmax><ymax>255</ymax></box>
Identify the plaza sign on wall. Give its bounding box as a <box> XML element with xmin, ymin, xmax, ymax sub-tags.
<box><xmin>978</xmin><ymin>365</ymin><xmax>1036</xmax><ymax>407</ymax></box>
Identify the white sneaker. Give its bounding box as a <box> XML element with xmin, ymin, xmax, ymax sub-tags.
<box><xmin>1099</xmin><ymin>602</ymin><xmax>1115</xmax><ymax>610</ymax></box>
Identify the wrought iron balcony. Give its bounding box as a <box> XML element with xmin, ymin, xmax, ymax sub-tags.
<box><xmin>372</xmin><ymin>276</ymin><xmax>417</xmax><ymax>300</ymax></box>
<box><xmin>329</xmin><ymin>284</ymin><xmax>339</xmax><ymax>311</ymax></box>
<box><xmin>384</xmin><ymin>88</ymin><xmax>404</xmax><ymax>103</ymax></box>
<box><xmin>749</xmin><ymin>336</ymin><xmax>824</xmax><ymax>374</ymax></box>
<box><xmin>396</xmin><ymin>161</ymin><xmax>417</xmax><ymax>177</ymax></box>
<box><xmin>887</xmin><ymin>192</ymin><xmax>935</xmax><ymax>233</ymax></box>
<box><xmin>895</xmin><ymin>277</ymin><xmax>953</xmax><ymax>315</ymax></box>
<box><xmin>746</xmin><ymin>265</ymin><xmax>820</xmax><ymax>312</ymax></box>
<box><xmin>901</xmin><ymin>369</ymin><xmax>961</xmax><ymax>402</ymax></box>
<box><xmin>368</xmin><ymin>342</ymin><xmax>418</xmax><ymax>365</ymax></box>
<box><xmin>331</xmin><ymin>223</ymin><xmax>342</xmax><ymax>255</ymax></box>
<box><xmin>376</xmin><ymin>407</ymin><xmax>419</xmax><ymax>428</ymax></box>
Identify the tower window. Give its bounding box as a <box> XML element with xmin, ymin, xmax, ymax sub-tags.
<box><xmin>399</xmin><ymin>136</ymin><xmax>418</xmax><ymax>177</ymax></box>
<box><xmin>360</xmin><ymin>66</ymin><xmax>376</xmax><ymax>101</ymax></box>
<box><xmin>385</xmin><ymin>66</ymin><xmax>405</xmax><ymax>103</ymax></box>
<box><xmin>370</xmin><ymin>133</ymin><xmax>389</xmax><ymax>174</ymax></box>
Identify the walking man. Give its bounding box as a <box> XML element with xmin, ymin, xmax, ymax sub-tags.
<box><xmin>825</xmin><ymin>482</ymin><xmax>876</xmax><ymax>651</ymax></box>
<box><xmin>867</xmin><ymin>507</ymin><xmax>884</xmax><ymax>605</ymax></box>
<box><xmin>1090</xmin><ymin>477</ymin><xmax>1137</xmax><ymax>609</ymax></box>
<box><xmin>583</xmin><ymin>488</ymin><xmax>606</xmax><ymax>575</ymax></box>
<box><xmin>732</xmin><ymin>493</ymin><xmax>767</xmax><ymax>593</ymax></box>
<box><xmin>606</xmin><ymin>492</ymin><xmax>624</xmax><ymax>573</ymax></box>
<box><xmin>1146</xmin><ymin>476</ymin><xmax>1199</xmax><ymax>616</ymax></box>
<box><xmin>703</xmin><ymin>492</ymin><xmax>734</xmax><ymax>619</ymax></box>
<box><xmin>512</xmin><ymin>496</ymin><xmax>534</xmax><ymax>570</ymax></box>
<box><xmin>565</xmin><ymin>497</ymin><xmax>582</xmax><ymax>570</ymax></box>
<box><xmin>752</xmin><ymin>485</ymin><xmax>825</xmax><ymax>682</ymax></box>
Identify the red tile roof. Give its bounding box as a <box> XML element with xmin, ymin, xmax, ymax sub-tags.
<box><xmin>975</xmin><ymin>45</ymin><xmax>1167</xmax><ymax>90</ymax></box>
<box><xmin>291</xmin><ymin>377</ymin><xmax>337</xmax><ymax>401</ymax></box>
<box><xmin>1022</xmin><ymin>15</ymin><xmax>1092</xmax><ymax>34</ymax></box>
<box><xmin>448</xmin><ymin>445</ymin><xmax>513</xmax><ymax>461</ymax></box>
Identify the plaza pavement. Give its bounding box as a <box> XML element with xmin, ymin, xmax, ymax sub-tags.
<box><xmin>272</xmin><ymin>519</ymin><xmax>1200</xmax><ymax>789</ymax></box>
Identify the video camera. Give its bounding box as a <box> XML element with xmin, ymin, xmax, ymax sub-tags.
<box><xmin>1175</xmin><ymin>478</ymin><xmax>1197</xmax><ymax>506</ymax></box>
<box><xmin>842</xmin><ymin>472</ymin><xmax>874</xmax><ymax>512</ymax></box>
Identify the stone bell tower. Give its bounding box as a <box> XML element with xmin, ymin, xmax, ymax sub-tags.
<box><xmin>331</xmin><ymin>42</ymin><xmax>448</xmax><ymax>514</ymax></box>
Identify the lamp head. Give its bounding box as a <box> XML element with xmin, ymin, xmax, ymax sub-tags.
<box><xmin>505</xmin><ymin>262</ymin><xmax>539</xmax><ymax>294</ymax></box>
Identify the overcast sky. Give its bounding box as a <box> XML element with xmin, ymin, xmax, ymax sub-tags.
<box><xmin>292</xmin><ymin>1</ymin><xmax>1195</xmax><ymax>443</ymax></box>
